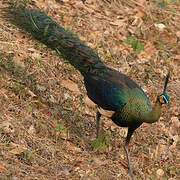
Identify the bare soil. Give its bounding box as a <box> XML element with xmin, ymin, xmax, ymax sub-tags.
<box><xmin>0</xmin><ymin>0</ymin><xmax>179</xmax><ymax>179</ymax></box>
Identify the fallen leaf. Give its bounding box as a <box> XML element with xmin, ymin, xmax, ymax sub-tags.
<box><xmin>66</xmin><ymin>0</ymin><xmax>75</xmax><ymax>5</ymax></box>
<box><xmin>136</xmin><ymin>8</ymin><xmax>145</xmax><ymax>18</ymax></box>
<box><xmin>74</xmin><ymin>1</ymin><xmax>97</xmax><ymax>14</ymax></box>
<box><xmin>64</xmin><ymin>141</ymin><xmax>82</xmax><ymax>152</ymax></box>
<box><xmin>31</xmin><ymin>166</ymin><xmax>46</xmax><ymax>172</ymax></box>
<box><xmin>169</xmin><ymin>116</ymin><xmax>180</xmax><ymax>136</ymax></box>
<box><xmin>170</xmin><ymin>135</ymin><xmax>179</xmax><ymax>148</ymax></box>
<box><xmin>74</xmin><ymin>161</ymin><xmax>83</xmax><ymax>166</ymax></box>
<box><xmin>28</xmin><ymin>125</ymin><xmax>36</xmax><ymax>135</ymax></box>
<box><xmin>0</xmin><ymin>121</ymin><xmax>14</xmax><ymax>133</ymax></box>
<box><xmin>28</xmin><ymin>89</ymin><xmax>36</xmax><ymax>97</ymax></box>
<box><xmin>36</xmin><ymin>84</ymin><xmax>46</xmax><ymax>92</ymax></box>
<box><xmin>83</xmin><ymin>5</ymin><xmax>95</xmax><ymax>14</ymax></box>
<box><xmin>154</xmin><ymin>23</ymin><xmax>166</xmax><ymax>31</ymax></box>
<box><xmin>40</xmin><ymin>102</ymin><xmax>48</xmax><ymax>109</ymax></box>
<box><xmin>9</xmin><ymin>143</ymin><xmax>26</xmax><ymax>155</ymax></box>
<box><xmin>63</xmin><ymin>16</ymin><xmax>72</xmax><ymax>23</ymax></box>
<box><xmin>32</xmin><ymin>52</ymin><xmax>41</xmax><ymax>59</ymax></box>
<box><xmin>84</xmin><ymin>96</ymin><xmax>96</xmax><ymax>108</ymax></box>
<box><xmin>72</xmin><ymin>1</ymin><xmax>89</xmax><ymax>12</ymax></box>
<box><xmin>137</xmin><ymin>46</ymin><xmax>156</xmax><ymax>59</ymax></box>
<box><xmin>119</xmin><ymin>159</ymin><xmax>128</xmax><ymax>168</ymax></box>
<box><xmin>138</xmin><ymin>151</ymin><xmax>149</xmax><ymax>163</ymax></box>
<box><xmin>110</xmin><ymin>19</ymin><xmax>126</xmax><ymax>27</ymax></box>
<box><xmin>125</xmin><ymin>9</ymin><xmax>135</xmax><ymax>15</ymax></box>
<box><xmin>37</xmin><ymin>131</ymin><xmax>44</xmax><ymax>137</ymax></box>
<box><xmin>92</xmin><ymin>157</ymin><xmax>108</xmax><ymax>166</ymax></box>
<box><xmin>159</xmin><ymin>31</ymin><xmax>177</xmax><ymax>44</ymax></box>
<box><xmin>49</xmin><ymin>95</ymin><xmax>57</xmax><ymax>103</ymax></box>
<box><xmin>174</xmin><ymin>55</ymin><xmax>180</xmax><ymax>60</ymax></box>
<box><xmin>98</xmin><ymin>107</ymin><xmax>115</xmax><ymax>118</ymax></box>
<box><xmin>13</xmin><ymin>54</ymin><xmax>25</xmax><ymax>68</ymax></box>
<box><xmin>28</xmin><ymin>48</ymin><xmax>36</xmax><ymax>52</ymax></box>
<box><xmin>137</xmin><ymin>0</ymin><xmax>146</xmax><ymax>5</ymax></box>
<box><xmin>60</xmin><ymin>79</ymin><xmax>81</xmax><ymax>95</ymax></box>
<box><xmin>10</xmin><ymin>147</ymin><xmax>25</xmax><ymax>155</ymax></box>
<box><xmin>176</xmin><ymin>31</ymin><xmax>180</xmax><ymax>38</ymax></box>
<box><xmin>156</xmin><ymin>169</ymin><xmax>164</xmax><ymax>177</ymax></box>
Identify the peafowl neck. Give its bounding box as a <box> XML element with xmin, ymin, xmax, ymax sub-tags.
<box><xmin>143</xmin><ymin>97</ymin><xmax>162</xmax><ymax>123</ymax></box>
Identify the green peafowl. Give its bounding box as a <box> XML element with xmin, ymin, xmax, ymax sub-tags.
<box><xmin>5</xmin><ymin>2</ymin><xmax>170</xmax><ymax>179</ymax></box>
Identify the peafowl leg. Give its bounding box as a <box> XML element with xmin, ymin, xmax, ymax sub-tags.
<box><xmin>124</xmin><ymin>129</ymin><xmax>135</xmax><ymax>180</ymax></box>
<box><xmin>124</xmin><ymin>146</ymin><xmax>134</xmax><ymax>180</ymax></box>
<box><xmin>124</xmin><ymin>123</ymin><xmax>142</xmax><ymax>180</ymax></box>
<box><xmin>96</xmin><ymin>110</ymin><xmax>101</xmax><ymax>138</ymax></box>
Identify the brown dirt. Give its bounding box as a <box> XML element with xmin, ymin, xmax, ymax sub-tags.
<box><xmin>0</xmin><ymin>0</ymin><xmax>179</xmax><ymax>179</ymax></box>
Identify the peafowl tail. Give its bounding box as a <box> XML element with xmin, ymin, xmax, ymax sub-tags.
<box><xmin>5</xmin><ymin>1</ymin><xmax>107</xmax><ymax>76</ymax></box>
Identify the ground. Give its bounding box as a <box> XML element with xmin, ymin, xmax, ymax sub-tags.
<box><xmin>0</xmin><ymin>0</ymin><xmax>179</xmax><ymax>179</ymax></box>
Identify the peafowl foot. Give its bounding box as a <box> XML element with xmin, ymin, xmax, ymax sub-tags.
<box><xmin>124</xmin><ymin>145</ymin><xmax>135</xmax><ymax>180</ymax></box>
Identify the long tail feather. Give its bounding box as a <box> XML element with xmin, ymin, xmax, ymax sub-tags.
<box><xmin>4</xmin><ymin>1</ymin><xmax>107</xmax><ymax>76</ymax></box>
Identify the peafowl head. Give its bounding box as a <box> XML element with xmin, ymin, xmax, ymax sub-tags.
<box><xmin>158</xmin><ymin>72</ymin><xmax>170</xmax><ymax>105</ymax></box>
<box><xmin>159</xmin><ymin>92</ymin><xmax>169</xmax><ymax>105</ymax></box>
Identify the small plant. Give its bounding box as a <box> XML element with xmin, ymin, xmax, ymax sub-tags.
<box><xmin>0</xmin><ymin>166</ymin><xmax>16</xmax><ymax>178</ymax></box>
<box><xmin>55</xmin><ymin>123</ymin><xmax>66</xmax><ymax>131</ymax></box>
<box><xmin>123</xmin><ymin>38</ymin><xmax>144</xmax><ymax>54</ymax></box>
<box><xmin>23</xmin><ymin>149</ymin><xmax>34</xmax><ymax>161</ymax></box>
<box><xmin>149</xmin><ymin>174</ymin><xmax>155</xmax><ymax>180</ymax></box>
<box><xmin>26</xmin><ymin>105</ymin><xmax>33</xmax><ymax>113</ymax></box>
<box><xmin>51</xmin><ymin>123</ymin><xmax>66</xmax><ymax>142</ymax></box>
<box><xmin>91</xmin><ymin>130</ymin><xmax>110</xmax><ymax>151</ymax></box>
<box><xmin>157</xmin><ymin>0</ymin><xmax>167</xmax><ymax>8</ymax></box>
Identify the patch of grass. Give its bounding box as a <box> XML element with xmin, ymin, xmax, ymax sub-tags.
<box><xmin>157</xmin><ymin>0</ymin><xmax>167</xmax><ymax>8</ymax></box>
<box><xmin>0</xmin><ymin>166</ymin><xmax>16</xmax><ymax>178</ymax></box>
<box><xmin>149</xmin><ymin>174</ymin><xmax>155</xmax><ymax>180</ymax></box>
<box><xmin>145</xmin><ymin>69</ymin><xmax>154</xmax><ymax>81</ymax></box>
<box><xmin>0</xmin><ymin>53</ymin><xmax>14</xmax><ymax>69</ymax></box>
<box><xmin>23</xmin><ymin>149</ymin><xmax>34</xmax><ymax>162</ymax></box>
<box><xmin>140</xmin><ymin>146</ymin><xmax>149</xmax><ymax>154</ymax></box>
<box><xmin>91</xmin><ymin>131</ymin><xmax>110</xmax><ymax>151</ymax></box>
<box><xmin>51</xmin><ymin>123</ymin><xmax>66</xmax><ymax>142</ymax></box>
<box><xmin>123</xmin><ymin>38</ymin><xmax>144</xmax><ymax>54</ymax></box>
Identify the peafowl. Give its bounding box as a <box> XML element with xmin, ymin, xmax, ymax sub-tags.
<box><xmin>5</xmin><ymin>2</ymin><xmax>170</xmax><ymax>179</ymax></box>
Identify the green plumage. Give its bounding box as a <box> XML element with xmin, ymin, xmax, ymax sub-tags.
<box><xmin>4</xmin><ymin>2</ymin><xmax>170</xmax><ymax>179</ymax></box>
<box><xmin>7</xmin><ymin>5</ymin><xmax>107</xmax><ymax>76</ymax></box>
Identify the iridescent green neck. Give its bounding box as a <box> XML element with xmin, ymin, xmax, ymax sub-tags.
<box><xmin>143</xmin><ymin>98</ymin><xmax>162</xmax><ymax>123</ymax></box>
